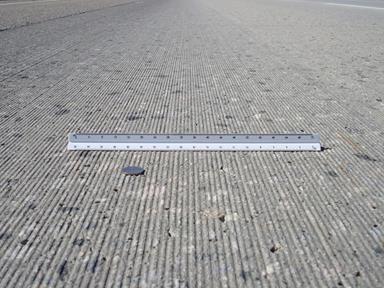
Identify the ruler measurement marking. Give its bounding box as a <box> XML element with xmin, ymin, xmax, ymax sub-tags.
<box><xmin>68</xmin><ymin>133</ymin><xmax>321</xmax><ymax>151</ymax></box>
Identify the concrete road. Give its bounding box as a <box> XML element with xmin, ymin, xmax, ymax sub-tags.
<box><xmin>0</xmin><ymin>0</ymin><xmax>383</xmax><ymax>287</ymax></box>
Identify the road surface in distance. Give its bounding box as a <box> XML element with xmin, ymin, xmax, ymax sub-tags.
<box><xmin>0</xmin><ymin>0</ymin><xmax>383</xmax><ymax>287</ymax></box>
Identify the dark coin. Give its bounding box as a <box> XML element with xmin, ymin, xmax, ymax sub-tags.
<box><xmin>122</xmin><ymin>166</ymin><xmax>145</xmax><ymax>175</ymax></box>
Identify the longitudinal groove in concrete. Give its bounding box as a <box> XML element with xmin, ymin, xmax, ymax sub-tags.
<box><xmin>0</xmin><ymin>0</ymin><xmax>383</xmax><ymax>287</ymax></box>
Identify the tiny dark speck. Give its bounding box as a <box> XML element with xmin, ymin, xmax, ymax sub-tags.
<box><xmin>58</xmin><ymin>260</ymin><xmax>68</xmax><ymax>281</ymax></box>
<box><xmin>73</xmin><ymin>238</ymin><xmax>85</xmax><ymax>246</ymax></box>
<box><xmin>91</xmin><ymin>257</ymin><xmax>105</xmax><ymax>273</ymax></box>
<box><xmin>240</xmin><ymin>270</ymin><xmax>247</xmax><ymax>281</ymax></box>
<box><xmin>374</xmin><ymin>246</ymin><xmax>384</xmax><ymax>254</ymax></box>
<box><xmin>0</xmin><ymin>233</ymin><xmax>12</xmax><ymax>240</ymax></box>
<box><xmin>354</xmin><ymin>153</ymin><xmax>377</xmax><ymax>162</ymax></box>
<box><xmin>59</xmin><ymin>206</ymin><xmax>80</xmax><ymax>213</ymax></box>
<box><xmin>80</xmin><ymin>151</ymin><xmax>90</xmax><ymax>158</ymax></box>
<box><xmin>355</xmin><ymin>271</ymin><xmax>361</xmax><ymax>277</ymax></box>
<box><xmin>327</xmin><ymin>171</ymin><xmax>338</xmax><ymax>177</ymax></box>
<box><xmin>321</xmin><ymin>146</ymin><xmax>332</xmax><ymax>151</ymax></box>
<box><xmin>338</xmin><ymin>280</ymin><xmax>344</xmax><ymax>286</ymax></box>
<box><xmin>270</xmin><ymin>244</ymin><xmax>279</xmax><ymax>253</ymax></box>
<box><xmin>126</xmin><ymin>115</ymin><xmax>142</xmax><ymax>121</ymax></box>
<box><xmin>55</xmin><ymin>109</ymin><xmax>70</xmax><ymax>116</ymax></box>
<box><xmin>218</xmin><ymin>215</ymin><xmax>225</xmax><ymax>222</ymax></box>
<box><xmin>20</xmin><ymin>239</ymin><xmax>28</xmax><ymax>245</ymax></box>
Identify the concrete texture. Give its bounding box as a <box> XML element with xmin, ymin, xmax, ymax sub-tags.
<box><xmin>0</xmin><ymin>0</ymin><xmax>383</xmax><ymax>287</ymax></box>
<box><xmin>0</xmin><ymin>0</ymin><xmax>137</xmax><ymax>30</ymax></box>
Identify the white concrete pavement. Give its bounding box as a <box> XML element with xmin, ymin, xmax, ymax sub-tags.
<box><xmin>0</xmin><ymin>0</ymin><xmax>383</xmax><ymax>287</ymax></box>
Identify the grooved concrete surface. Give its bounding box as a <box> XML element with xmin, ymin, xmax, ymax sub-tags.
<box><xmin>0</xmin><ymin>0</ymin><xmax>136</xmax><ymax>31</ymax></box>
<box><xmin>0</xmin><ymin>0</ymin><xmax>383</xmax><ymax>287</ymax></box>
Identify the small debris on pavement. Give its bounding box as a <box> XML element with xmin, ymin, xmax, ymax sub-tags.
<box><xmin>122</xmin><ymin>166</ymin><xmax>145</xmax><ymax>175</ymax></box>
<box><xmin>270</xmin><ymin>243</ymin><xmax>281</xmax><ymax>253</ymax></box>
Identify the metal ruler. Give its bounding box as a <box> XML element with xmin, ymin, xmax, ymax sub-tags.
<box><xmin>68</xmin><ymin>133</ymin><xmax>321</xmax><ymax>151</ymax></box>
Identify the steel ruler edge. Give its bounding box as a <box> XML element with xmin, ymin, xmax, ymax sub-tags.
<box><xmin>67</xmin><ymin>133</ymin><xmax>321</xmax><ymax>151</ymax></box>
